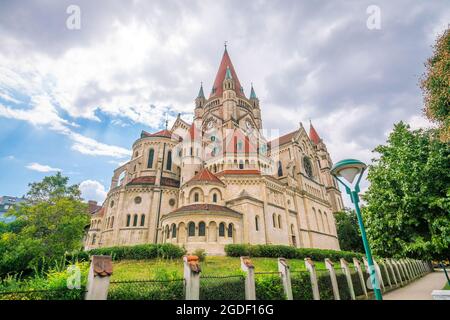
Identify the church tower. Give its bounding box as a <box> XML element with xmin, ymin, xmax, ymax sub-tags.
<box><xmin>309</xmin><ymin>122</ymin><xmax>343</xmax><ymax>212</ymax></box>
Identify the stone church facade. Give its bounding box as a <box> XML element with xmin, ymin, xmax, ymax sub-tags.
<box><xmin>85</xmin><ymin>48</ymin><xmax>344</xmax><ymax>255</ymax></box>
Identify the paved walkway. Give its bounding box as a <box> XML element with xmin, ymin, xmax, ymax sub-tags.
<box><xmin>383</xmin><ymin>271</ymin><xmax>447</xmax><ymax>300</ymax></box>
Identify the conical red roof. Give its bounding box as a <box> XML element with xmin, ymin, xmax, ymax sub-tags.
<box><xmin>209</xmin><ymin>49</ymin><xmax>245</xmax><ymax>99</ymax></box>
<box><xmin>187</xmin><ymin>168</ymin><xmax>224</xmax><ymax>185</ymax></box>
<box><xmin>309</xmin><ymin>123</ymin><xmax>321</xmax><ymax>144</ymax></box>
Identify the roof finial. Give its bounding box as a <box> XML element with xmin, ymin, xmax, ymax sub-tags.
<box><xmin>224</xmin><ymin>41</ymin><xmax>228</xmax><ymax>51</ymax></box>
<box><xmin>250</xmin><ymin>82</ymin><xmax>257</xmax><ymax>99</ymax></box>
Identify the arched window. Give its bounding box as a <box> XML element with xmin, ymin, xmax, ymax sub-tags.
<box><xmin>188</xmin><ymin>222</ymin><xmax>195</xmax><ymax>237</ymax></box>
<box><xmin>91</xmin><ymin>234</ymin><xmax>96</xmax><ymax>245</ymax></box>
<box><xmin>166</xmin><ymin>150</ymin><xmax>172</xmax><ymax>170</ymax></box>
<box><xmin>278</xmin><ymin>215</ymin><xmax>282</xmax><ymax>229</ymax></box>
<box><xmin>126</xmin><ymin>214</ymin><xmax>131</xmax><ymax>227</ymax></box>
<box><xmin>313</xmin><ymin>208</ymin><xmax>319</xmax><ymax>230</ymax></box>
<box><xmin>255</xmin><ymin>216</ymin><xmax>260</xmax><ymax>231</ymax></box>
<box><xmin>147</xmin><ymin>149</ymin><xmax>154</xmax><ymax>168</ymax></box>
<box><xmin>140</xmin><ymin>214</ymin><xmax>145</xmax><ymax>226</ymax></box>
<box><xmin>272</xmin><ymin>213</ymin><xmax>277</xmax><ymax>228</ymax></box>
<box><xmin>239</xmin><ymin>160</ymin><xmax>244</xmax><ymax>169</ymax></box>
<box><xmin>199</xmin><ymin>222</ymin><xmax>206</xmax><ymax>236</ymax></box>
<box><xmin>228</xmin><ymin>223</ymin><xmax>233</xmax><ymax>238</ymax></box>
<box><xmin>165</xmin><ymin>225</ymin><xmax>170</xmax><ymax>239</ymax></box>
<box><xmin>133</xmin><ymin>214</ymin><xmax>138</xmax><ymax>227</ymax></box>
<box><xmin>110</xmin><ymin>216</ymin><xmax>114</xmax><ymax>228</ymax></box>
<box><xmin>319</xmin><ymin>210</ymin><xmax>325</xmax><ymax>231</ymax></box>
<box><xmin>194</xmin><ymin>193</ymin><xmax>199</xmax><ymax>202</ymax></box>
<box><xmin>171</xmin><ymin>224</ymin><xmax>177</xmax><ymax>238</ymax></box>
<box><xmin>219</xmin><ymin>223</ymin><xmax>225</xmax><ymax>237</ymax></box>
<box><xmin>212</xmin><ymin>193</ymin><xmax>218</xmax><ymax>203</ymax></box>
<box><xmin>277</xmin><ymin>161</ymin><xmax>283</xmax><ymax>177</ymax></box>
<box><xmin>290</xmin><ymin>224</ymin><xmax>295</xmax><ymax>235</ymax></box>
<box><xmin>324</xmin><ymin>212</ymin><xmax>331</xmax><ymax>233</ymax></box>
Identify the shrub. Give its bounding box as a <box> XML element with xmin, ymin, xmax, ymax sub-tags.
<box><xmin>335</xmin><ymin>271</ymin><xmax>351</xmax><ymax>300</ymax></box>
<box><xmin>316</xmin><ymin>271</ymin><xmax>334</xmax><ymax>300</ymax></box>
<box><xmin>193</xmin><ymin>249</ymin><xmax>207</xmax><ymax>262</ymax></box>
<box><xmin>225</xmin><ymin>244</ymin><xmax>363</xmax><ymax>262</ymax></box>
<box><xmin>291</xmin><ymin>272</ymin><xmax>314</xmax><ymax>300</ymax></box>
<box><xmin>255</xmin><ymin>275</ymin><xmax>285</xmax><ymax>300</ymax></box>
<box><xmin>199</xmin><ymin>276</ymin><xmax>245</xmax><ymax>300</ymax></box>
<box><xmin>350</xmin><ymin>271</ymin><xmax>364</xmax><ymax>297</ymax></box>
<box><xmin>86</xmin><ymin>244</ymin><xmax>185</xmax><ymax>261</ymax></box>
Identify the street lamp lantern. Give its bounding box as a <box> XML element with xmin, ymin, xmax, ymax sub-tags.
<box><xmin>331</xmin><ymin>158</ymin><xmax>383</xmax><ymax>300</ymax></box>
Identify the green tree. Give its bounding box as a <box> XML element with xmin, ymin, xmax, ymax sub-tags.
<box><xmin>420</xmin><ymin>27</ymin><xmax>450</xmax><ymax>141</ymax></box>
<box><xmin>363</xmin><ymin>122</ymin><xmax>450</xmax><ymax>260</ymax></box>
<box><xmin>334</xmin><ymin>209</ymin><xmax>364</xmax><ymax>253</ymax></box>
<box><xmin>0</xmin><ymin>173</ymin><xmax>89</xmax><ymax>276</ymax></box>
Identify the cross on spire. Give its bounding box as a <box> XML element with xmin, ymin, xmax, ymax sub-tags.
<box><xmin>224</xmin><ymin>41</ymin><xmax>228</xmax><ymax>50</ymax></box>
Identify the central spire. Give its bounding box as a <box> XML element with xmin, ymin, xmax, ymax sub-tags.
<box><xmin>209</xmin><ymin>46</ymin><xmax>244</xmax><ymax>99</ymax></box>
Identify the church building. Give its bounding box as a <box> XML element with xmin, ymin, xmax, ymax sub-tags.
<box><xmin>85</xmin><ymin>47</ymin><xmax>345</xmax><ymax>255</ymax></box>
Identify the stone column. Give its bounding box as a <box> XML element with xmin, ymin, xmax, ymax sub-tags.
<box><xmin>85</xmin><ymin>255</ymin><xmax>113</xmax><ymax>300</ymax></box>
<box><xmin>305</xmin><ymin>258</ymin><xmax>320</xmax><ymax>300</ymax></box>
<box><xmin>352</xmin><ymin>258</ymin><xmax>368</xmax><ymax>298</ymax></box>
<box><xmin>324</xmin><ymin>258</ymin><xmax>340</xmax><ymax>300</ymax></box>
<box><xmin>241</xmin><ymin>256</ymin><xmax>256</xmax><ymax>300</ymax></box>
<box><xmin>340</xmin><ymin>258</ymin><xmax>355</xmax><ymax>300</ymax></box>
<box><xmin>184</xmin><ymin>255</ymin><xmax>201</xmax><ymax>300</ymax></box>
<box><xmin>278</xmin><ymin>258</ymin><xmax>293</xmax><ymax>300</ymax></box>
<box><xmin>386</xmin><ymin>259</ymin><xmax>398</xmax><ymax>286</ymax></box>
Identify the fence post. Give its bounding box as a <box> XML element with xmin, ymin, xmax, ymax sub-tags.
<box><xmin>305</xmin><ymin>258</ymin><xmax>320</xmax><ymax>300</ymax></box>
<box><xmin>241</xmin><ymin>256</ymin><xmax>256</xmax><ymax>300</ymax></box>
<box><xmin>372</xmin><ymin>259</ymin><xmax>385</xmax><ymax>291</ymax></box>
<box><xmin>183</xmin><ymin>255</ymin><xmax>201</xmax><ymax>300</ymax></box>
<box><xmin>408</xmin><ymin>259</ymin><xmax>417</xmax><ymax>279</ymax></box>
<box><xmin>399</xmin><ymin>259</ymin><xmax>409</xmax><ymax>281</ymax></box>
<box><xmin>85</xmin><ymin>255</ymin><xmax>113</xmax><ymax>300</ymax></box>
<box><xmin>278</xmin><ymin>258</ymin><xmax>293</xmax><ymax>300</ymax></box>
<box><xmin>392</xmin><ymin>260</ymin><xmax>404</xmax><ymax>286</ymax></box>
<box><xmin>352</xmin><ymin>258</ymin><xmax>368</xmax><ymax>298</ymax></box>
<box><xmin>380</xmin><ymin>260</ymin><xmax>392</xmax><ymax>287</ymax></box>
<box><xmin>324</xmin><ymin>258</ymin><xmax>340</xmax><ymax>300</ymax></box>
<box><xmin>386</xmin><ymin>259</ymin><xmax>398</xmax><ymax>286</ymax></box>
<box><xmin>340</xmin><ymin>258</ymin><xmax>355</xmax><ymax>300</ymax></box>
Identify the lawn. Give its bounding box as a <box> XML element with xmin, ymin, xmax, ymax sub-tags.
<box><xmin>111</xmin><ymin>256</ymin><xmax>344</xmax><ymax>281</ymax></box>
<box><xmin>444</xmin><ymin>282</ymin><xmax>450</xmax><ymax>290</ymax></box>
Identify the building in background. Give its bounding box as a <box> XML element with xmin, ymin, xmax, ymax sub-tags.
<box><xmin>85</xmin><ymin>47</ymin><xmax>345</xmax><ymax>254</ymax></box>
<box><xmin>0</xmin><ymin>196</ymin><xmax>25</xmax><ymax>223</ymax></box>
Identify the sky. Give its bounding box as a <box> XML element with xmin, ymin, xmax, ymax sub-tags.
<box><xmin>0</xmin><ymin>0</ymin><xmax>448</xmax><ymax>206</ymax></box>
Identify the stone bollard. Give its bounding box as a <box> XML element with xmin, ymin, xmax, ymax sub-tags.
<box><xmin>352</xmin><ymin>258</ymin><xmax>368</xmax><ymax>298</ymax></box>
<box><xmin>340</xmin><ymin>258</ymin><xmax>355</xmax><ymax>300</ymax></box>
<box><xmin>324</xmin><ymin>258</ymin><xmax>340</xmax><ymax>300</ymax></box>
<box><xmin>278</xmin><ymin>258</ymin><xmax>293</xmax><ymax>300</ymax></box>
<box><xmin>304</xmin><ymin>258</ymin><xmax>320</xmax><ymax>300</ymax></box>
<box><xmin>386</xmin><ymin>259</ymin><xmax>398</xmax><ymax>286</ymax></box>
<box><xmin>85</xmin><ymin>255</ymin><xmax>113</xmax><ymax>300</ymax></box>
<box><xmin>241</xmin><ymin>256</ymin><xmax>256</xmax><ymax>300</ymax></box>
<box><xmin>183</xmin><ymin>255</ymin><xmax>201</xmax><ymax>300</ymax></box>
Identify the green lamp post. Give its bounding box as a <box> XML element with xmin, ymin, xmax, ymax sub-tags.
<box><xmin>331</xmin><ymin>159</ymin><xmax>383</xmax><ymax>300</ymax></box>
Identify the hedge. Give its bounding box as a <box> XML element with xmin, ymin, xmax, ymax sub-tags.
<box><xmin>66</xmin><ymin>244</ymin><xmax>186</xmax><ymax>262</ymax></box>
<box><xmin>350</xmin><ymin>271</ymin><xmax>364</xmax><ymax>297</ymax></box>
<box><xmin>108</xmin><ymin>280</ymin><xmax>184</xmax><ymax>300</ymax></box>
<box><xmin>199</xmin><ymin>276</ymin><xmax>245</xmax><ymax>300</ymax></box>
<box><xmin>225</xmin><ymin>244</ymin><xmax>363</xmax><ymax>262</ymax></box>
<box><xmin>255</xmin><ymin>275</ymin><xmax>286</xmax><ymax>300</ymax></box>
<box><xmin>291</xmin><ymin>272</ymin><xmax>313</xmax><ymax>300</ymax></box>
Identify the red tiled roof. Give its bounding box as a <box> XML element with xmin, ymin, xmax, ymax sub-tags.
<box><xmin>209</xmin><ymin>49</ymin><xmax>245</xmax><ymax>99</ymax></box>
<box><xmin>172</xmin><ymin>203</ymin><xmax>240</xmax><ymax>215</ymax></box>
<box><xmin>216</xmin><ymin>170</ymin><xmax>261</xmax><ymax>176</ymax></box>
<box><xmin>268</xmin><ymin>130</ymin><xmax>297</xmax><ymax>148</ymax></box>
<box><xmin>189</xmin><ymin>122</ymin><xmax>202</xmax><ymax>141</ymax></box>
<box><xmin>187</xmin><ymin>168</ymin><xmax>224</xmax><ymax>185</ymax></box>
<box><xmin>309</xmin><ymin>123</ymin><xmax>321</xmax><ymax>144</ymax></box>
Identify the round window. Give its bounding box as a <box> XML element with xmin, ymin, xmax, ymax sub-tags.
<box><xmin>134</xmin><ymin>196</ymin><xmax>142</xmax><ymax>204</ymax></box>
<box><xmin>169</xmin><ymin>198</ymin><xmax>176</xmax><ymax>206</ymax></box>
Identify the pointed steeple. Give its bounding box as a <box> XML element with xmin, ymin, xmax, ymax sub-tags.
<box><xmin>309</xmin><ymin>121</ymin><xmax>321</xmax><ymax>144</ymax></box>
<box><xmin>250</xmin><ymin>83</ymin><xmax>257</xmax><ymax>99</ymax></box>
<box><xmin>197</xmin><ymin>82</ymin><xmax>205</xmax><ymax>99</ymax></box>
<box><xmin>210</xmin><ymin>46</ymin><xmax>244</xmax><ymax>98</ymax></box>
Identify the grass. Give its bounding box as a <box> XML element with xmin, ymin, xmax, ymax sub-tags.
<box><xmin>111</xmin><ymin>256</ymin><xmax>347</xmax><ymax>281</ymax></box>
<box><xmin>443</xmin><ymin>283</ymin><xmax>450</xmax><ymax>290</ymax></box>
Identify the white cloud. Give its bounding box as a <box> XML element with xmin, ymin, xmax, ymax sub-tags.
<box><xmin>79</xmin><ymin>180</ymin><xmax>107</xmax><ymax>203</ymax></box>
<box><xmin>26</xmin><ymin>162</ymin><xmax>62</xmax><ymax>173</ymax></box>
